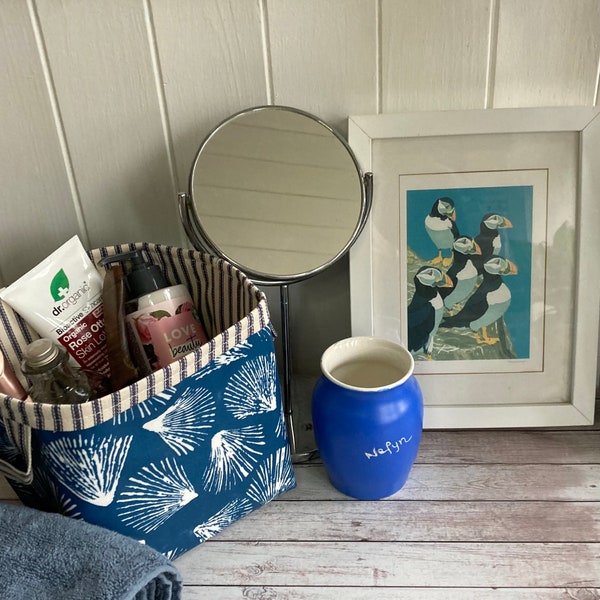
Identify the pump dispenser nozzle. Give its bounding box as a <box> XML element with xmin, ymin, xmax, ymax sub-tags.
<box><xmin>100</xmin><ymin>250</ymin><xmax>168</xmax><ymax>299</ymax></box>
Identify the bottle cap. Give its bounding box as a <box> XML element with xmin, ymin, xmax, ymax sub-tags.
<box><xmin>99</xmin><ymin>250</ymin><xmax>168</xmax><ymax>298</ymax></box>
<box><xmin>22</xmin><ymin>338</ymin><xmax>62</xmax><ymax>371</ymax></box>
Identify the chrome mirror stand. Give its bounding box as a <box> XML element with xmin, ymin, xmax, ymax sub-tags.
<box><xmin>179</xmin><ymin>173</ymin><xmax>372</xmax><ymax>463</ymax></box>
<box><xmin>178</xmin><ymin>105</ymin><xmax>372</xmax><ymax>464</ymax></box>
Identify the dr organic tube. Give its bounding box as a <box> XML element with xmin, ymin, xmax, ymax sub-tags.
<box><xmin>0</xmin><ymin>236</ymin><xmax>110</xmax><ymax>378</ymax></box>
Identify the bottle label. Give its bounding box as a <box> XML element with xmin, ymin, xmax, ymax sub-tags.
<box><xmin>127</xmin><ymin>298</ymin><xmax>208</xmax><ymax>370</ymax></box>
<box><xmin>57</xmin><ymin>301</ymin><xmax>108</xmax><ymax>375</ymax></box>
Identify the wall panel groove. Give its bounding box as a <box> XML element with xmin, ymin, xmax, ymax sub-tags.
<box><xmin>259</xmin><ymin>0</ymin><xmax>275</xmax><ymax>105</ymax></box>
<box><xmin>27</xmin><ymin>0</ymin><xmax>88</xmax><ymax>246</ymax></box>
<box><xmin>484</xmin><ymin>0</ymin><xmax>500</xmax><ymax>109</ymax></box>
<box><xmin>142</xmin><ymin>0</ymin><xmax>181</xmax><ymax>217</ymax></box>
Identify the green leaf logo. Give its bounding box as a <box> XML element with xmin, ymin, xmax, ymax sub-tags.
<box><xmin>50</xmin><ymin>269</ymin><xmax>70</xmax><ymax>302</ymax></box>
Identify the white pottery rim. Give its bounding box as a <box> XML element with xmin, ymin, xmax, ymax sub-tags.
<box><xmin>320</xmin><ymin>336</ymin><xmax>415</xmax><ymax>392</ymax></box>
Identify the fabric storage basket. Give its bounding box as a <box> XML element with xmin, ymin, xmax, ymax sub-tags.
<box><xmin>0</xmin><ymin>242</ymin><xmax>295</xmax><ymax>560</ymax></box>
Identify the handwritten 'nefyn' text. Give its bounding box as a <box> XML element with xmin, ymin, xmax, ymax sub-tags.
<box><xmin>365</xmin><ymin>436</ymin><xmax>413</xmax><ymax>459</ymax></box>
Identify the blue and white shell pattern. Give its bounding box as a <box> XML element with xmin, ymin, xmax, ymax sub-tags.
<box><xmin>19</xmin><ymin>326</ymin><xmax>295</xmax><ymax>559</ymax></box>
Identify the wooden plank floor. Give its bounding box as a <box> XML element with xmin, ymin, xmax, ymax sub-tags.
<box><xmin>1</xmin><ymin>404</ymin><xmax>598</xmax><ymax>598</ymax></box>
<box><xmin>176</xmin><ymin>406</ymin><xmax>600</xmax><ymax>599</ymax></box>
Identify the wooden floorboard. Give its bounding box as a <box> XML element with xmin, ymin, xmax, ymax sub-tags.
<box><xmin>174</xmin><ymin>403</ymin><xmax>600</xmax><ymax>598</ymax></box>
<box><xmin>414</xmin><ymin>429</ymin><xmax>600</xmax><ymax>463</ymax></box>
<box><xmin>183</xmin><ymin>587</ymin><xmax>600</xmax><ymax>600</ymax></box>
<box><xmin>213</xmin><ymin>500</ymin><xmax>600</xmax><ymax>543</ymax></box>
<box><xmin>284</xmin><ymin>463</ymin><xmax>600</xmax><ymax>501</ymax></box>
<box><xmin>0</xmin><ymin>401</ymin><xmax>598</xmax><ymax>598</ymax></box>
<box><xmin>176</xmin><ymin>540</ymin><xmax>600</xmax><ymax>587</ymax></box>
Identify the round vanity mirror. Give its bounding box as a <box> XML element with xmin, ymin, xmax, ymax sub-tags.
<box><xmin>179</xmin><ymin>105</ymin><xmax>372</xmax><ymax>461</ymax></box>
<box><xmin>180</xmin><ymin>105</ymin><xmax>371</xmax><ymax>284</ymax></box>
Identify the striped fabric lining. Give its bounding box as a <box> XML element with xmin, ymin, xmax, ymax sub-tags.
<box><xmin>0</xmin><ymin>243</ymin><xmax>270</xmax><ymax>433</ymax></box>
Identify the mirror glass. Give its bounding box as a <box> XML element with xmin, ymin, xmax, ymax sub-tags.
<box><xmin>188</xmin><ymin>106</ymin><xmax>365</xmax><ymax>281</ymax></box>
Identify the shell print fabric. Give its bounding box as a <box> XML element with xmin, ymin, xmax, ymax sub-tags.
<box><xmin>192</xmin><ymin>498</ymin><xmax>254</xmax><ymax>542</ymax></box>
<box><xmin>117</xmin><ymin>458</ymin><xmax>198</xmax><ymax>533</ymax></box>
<box><xmin>14</xmin><ymin>326</ymin><xmax>295</xmax><ymax>559</ymax></box>
<box><xmin>203</xmin><ymin>425</ymin><xmax>266</xmax><ymax>493</ymax></box>
<box><xmin>247</xmin><ymin>446</ymin><xmax>295</xmax><ymax>505</ymax></box>
<box><xmin>142</xmin><ymin>386</ymin><xmax>216</xmax><ymax>456</ymax></box>
<box><xmin>223</xmin><ymin>353</ymin><xmax>279</xmax><ymax>418</ymax></box>
<box><xmin>42</xmin><ymin>434</ymin><xmax>133</xmax><ymax>507</ymax></box>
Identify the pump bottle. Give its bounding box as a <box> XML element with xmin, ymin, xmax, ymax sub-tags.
<box><xmin>101</xmin><ymin>251</ymin><xmax>209</xmax><ymax>371</ymax></box>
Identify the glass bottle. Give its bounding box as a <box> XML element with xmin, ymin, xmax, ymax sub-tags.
<box><xmin>21</xmin><ymin>338</ymin><xmax>91</xmax><ymax>405</ymax></box>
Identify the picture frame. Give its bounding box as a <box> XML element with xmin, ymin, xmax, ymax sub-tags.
<box><xmin>348</xmin><ymin>107</ymin><xmax>600</xmax><ymax>428</ymax></box>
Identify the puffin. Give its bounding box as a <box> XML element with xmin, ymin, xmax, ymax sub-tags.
<box><xmin>424</xmin><ymin>197</ymin><xmax>459</xmax><ymax>267</ymax></box>
<box><xmin>408</xmin><ymin>265</ymin><xmax>453</xmax><ymax>359</ymax></box>
<box><xmin>474</xmin><ymin>213</ymin><xmax>513</xmax><ymax>263</ymax></box>
<box><xmin>439</xmin><ymin>236</ymin><xmax>482</xmax><ymax>311</ymax></box>
<box><xmin>439</xmin><ymin>256</ymin><xmax>518</xmax><ymax>345</ymax></box>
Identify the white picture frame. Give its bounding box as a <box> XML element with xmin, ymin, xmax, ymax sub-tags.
<box><xmin>348</xmin><ymin>107</ymin><xmax>600</xmax><ymax>428</ymax></box>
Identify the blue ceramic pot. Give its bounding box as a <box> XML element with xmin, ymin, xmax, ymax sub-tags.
<box><xmin>312</xmin><ymin>336</ymin><xmax>423</xmax><ymax>500</ymax></box>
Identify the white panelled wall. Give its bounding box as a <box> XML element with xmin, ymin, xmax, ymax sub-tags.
<box><xmin>1</xmin><ymin>1</ymin><xmax>599</xmax><ymax>391</ymax></box>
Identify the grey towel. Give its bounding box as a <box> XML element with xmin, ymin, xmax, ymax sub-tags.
<box><xmin>0</xmin><ymin>502</ymin><xmax>182</xmax><ymax>600</ymax></box>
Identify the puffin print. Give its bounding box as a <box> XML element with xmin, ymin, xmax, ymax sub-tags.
<box><xmin>474</xmin><ymin>213</ymin><xmax>513</xmax><ymax>265</ymax></box>
<box><xmin>424</xmin><ymin>197</ymin><xmax>460</xmax><ymax>267</ymax></box>
<box><xmin>408</xmin><ymin>265</ymin><xmax>453</xmax><ymax>359</ymax></box>
<box><xmin>440</xmin><ymin>256</ymin><xmax>518</xmax><ymax>345</ymax></box>
<box><xmin>439</xmin><ymin>236</ymin><xmax>482</xmax><ymax>312</ymax></box>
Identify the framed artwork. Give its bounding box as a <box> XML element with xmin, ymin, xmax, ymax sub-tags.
<box><xmin>348</xmin><ymin>107</ymin><xmax>600</xmax><ymax>428</ymax></box>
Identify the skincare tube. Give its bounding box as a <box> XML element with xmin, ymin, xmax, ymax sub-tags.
<box><xmin>0</xmin><ymin>350</ymin><xmax>27</xmax><ymax>399</ymax></box>
<box><xmin>0</xmin><ymin>236</ymin><xmax>110</xmax><ymax>377</ymax></box>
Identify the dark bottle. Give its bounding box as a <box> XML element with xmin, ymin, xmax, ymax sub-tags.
<box><xmin>21</xmin><ymin>338</ymin><xmax>91</xmax><ymax>405</ymax></box>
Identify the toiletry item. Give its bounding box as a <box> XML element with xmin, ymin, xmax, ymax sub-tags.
<box><xmin>0</xmin><ymin>350</ymin><xmax>28</xmax><ymax>399</ymax></box>
<box><xmin>0</xmin><ymin>236</ymin><xmax>110</xmax><ymax>378</ymax></box>
<box><xmin>101</xmin><ymin>262</ymin><xmax>146</xmax><ymax>392</ymax></box>
<box><xmin>100</xmin><ymin>251</ymin><xmax>209</xmax><ymax>370</ymax></box>
<box><xmin>21</xmin><ymin>338</ymin><xmax>91</xmax><ymax>405</ymax></box>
